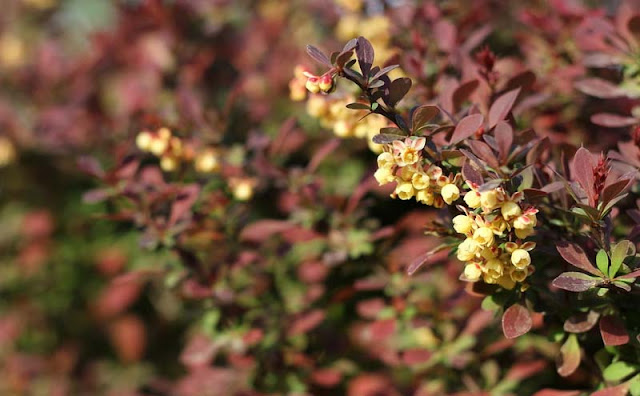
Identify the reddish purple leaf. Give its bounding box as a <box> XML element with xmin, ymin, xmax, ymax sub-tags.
<box><xmin>564</xmin><ymin>310</ymin><xmax>600</xmax><ymax>333</ymax></box>
<box><xmin>387</xmin><ymin>78</ymin><xmax>412</xmax><ymax>106</ymax></box>
<box><xmin>591</xmin><ymin>113</ymin><xmax>638</xmax><ymax>127</ymax></box>
<box><xmin>591</xmin><ymin>382</ymin><xmax>631</xmax><ymax>396</ymax></box>
<box><xmin>600</xmin><ymin>315</ymin><xmax>630</xmax><ymax>346</ymax></box>
<box><xmin>494</xmin><ymin>121</ymin><xmax>513</xmax><ymax>163</ymax></box>
<box><xmin>601</xmin><ymin>179</ymin><xmax>632</xmax><ymax>206</ymax></box>
<box><xmin>573</xmin><ymin>147</ymin><xmax>596</xmax><ymax>206</ymax></box>
<box><xmin>240</xmin><ymin>220</ymin><xmax>296</xmax><ymax>243</ymax></box>
<box><xmin>77</xmin><ymin>156</ymin><xmax>104</xmax><ymax>178</ymax></box>
<box><xmin>468</xmin><ymin>140</ymin><xmax>500</xmax><ymax>169</ymax></box>
<box><xmin>552</xmin><ymin>272</ymin><xmax>600</xmax><ymax>292</ymax></box>
<box><xmin>356</xmin><ymin>36</ymin><xmax>374</xmax><ymax>77</ymax></box>
<box><xmin>556</xmin><ymin>241</ymin><xmax>603</xmax><ymax>276</ymax></box>
<box><xmin>412</xmin><ymin>105</ymin><xmax>439</xmax><ymax>131</ymax></box>
<box><xmin>452</xmin><ymin>80</ymin><xmax>480</xmax><ymax>112</ymax></box>
<box><xmin>488</xmin><ymin>88</ymin><xmax>521</xmax><ymax>128</ymax></box>
<box><xmin>288</xmin><ymin>310</ymin><xmax>326</xmax><ymax>335</ymax></box>
<box><xmin>450</xmin><ymin>114</ymin><xmax>484</xmax><ymax>145</ymax></box>
<box><xmin>557</xmin><ymin>334</ymin><xmax>581</xmax><ymax>377</ymax></box>
<box><xmin>502</xmin><ymin>304</ymin><xmax>532</xmax><ymax>339</ymax></box>
<box><xmin>306</xmin><ymin>45</ymin><xmax>332</xmax><ymax>67</ymax></box>
<box><xmin>433</xmin><ymin>20</ymin><xmax>456</xmax><ymax>52</ymax></box>
<box><xmin>618</xmin><ymin>268</ymin><xmax>640</xmax><ymax>279</ymax></box>
<box><xmin>532</xmin><ymin>390</ymin><xmax>580</xmax><ymax>396</ymax></box>
<box><xmin>462</xmin><ymin>160</ymin><xmax>483</xmax><ymax>186</ymax></box>
<box><xmin>168</xmin><ymin>185</ymin><xmax>200</xmax><ymax>227</ymax></box>
<box><xmin>407</xmin><ymin>246</ymin><xmax>449</xmax><ymax>275</ymax></box>
<box><xmin>575</xmin><ymin>78</ymin><xmax>625</xmax><ymax>98</ymax></box>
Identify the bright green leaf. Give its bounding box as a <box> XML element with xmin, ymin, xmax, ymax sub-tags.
<box><xmin>603</xmin><ymin>361</ymin><xmax>639</xmax><ymax>382</ymax></box>
<box><xmin>596</xmin><ymin>249</ymin><xmax>609</xmax><ymax>277</ymax></box>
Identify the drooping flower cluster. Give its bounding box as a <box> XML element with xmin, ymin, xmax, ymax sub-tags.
<box><xmin>304</xmin><ymin>93</ymin><xmax>388</xmax><ymax>152</ymax></box>
<box><xmin>375</xmin><ymin>137</ymin><xmax>462</xmax><ymax>207</ymax></box>
<box><xmin>136</xmin><ymin>127</ymin><xmax>221</xmax><ymax>174</ymax></box>
<box><xmin>455</xmin><ymin>184</ymin><xmax>539</xmax><ymax>290</ymax></box>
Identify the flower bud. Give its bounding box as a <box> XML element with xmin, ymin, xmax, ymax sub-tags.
<box><xmin>441</xmin><ymin>183</ymin><xmax>460</xmax><ymax>205</ymax></box>
<box><xmin>318</xmin><ymin>74</ymin><xmax>334</xmax><ymax>93</ymax></box>
<box><xmin>464</xmin><ymin>190</ymin><xmax>481</xmax><ymax>208</ymax></box>
<box><xmin>135</xmin><ymin>131</ymin><xmax>153</xmax><ymax>152</ymax></box>
<box><xmin>305</xmin><ymin>77</ymin><xmax>321</xmax><ymax>93</ymax></box>
<box><xmin>464</xmin><ymin>263</ymin><xmax>483</xmax><ymax>281</ymax></box>
<box><xmin>194</xmin><ymin>149</ymin><xmax>221</xmax><ymax>173</ymax></box>
<box><xmin>160</xmin><ymin>155</ymin><xmax>178</xmax><ymax>171</ymax></box>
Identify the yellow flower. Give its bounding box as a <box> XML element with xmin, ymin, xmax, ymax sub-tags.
<box><xmin>485</xmin><ymin>258</ymin><xmax>504</xmax><ymax>278</ymax></box>
<box><xmin>395</xmin><ymin>182</ymin><xmax>415</xmax><ymax>200</ymax></box>
<box><xmin>511</xmin><ymin>249</ymin><xmax>531</xmax><ymax>269</ymax></box>
<box><xmin>333</xmin><ymin>120</ymin><xmax>353</xmax><ymax>138</ymax></box>
<box><xmin>464</xmin><ymin>190</ymin><xmax>481</xmax><ymax>209</ymax></box>
<box><xmin>0</xmin><ymin>136</ymin><xmax>16</xmax><ymax>166</ymax></box>
<box><xmin>230</xmin><ymin>178</ymin><xmax>256</xmax><ymax>201</ymax></box>
<box><xmin>149</xmin><ymin>137</ymin><xmax>169</xmax><ymax>156</ymax></box>
<box><xmin>374</xmin><ymin>167</ymin><xmax>395</xmax><ymax>185</ymax></box>
<box><xmin>513</xmin><ymin>212</ymin><xmax>537</xmax><ymax>230</ymax></box>
<box><xmin>452</xmin><ymin>215</ymin><xmax>474</xmax><ymax>234</ymax></box>
<box><xmin>392</xmin><ymin>137</ymin><xmax>425</xmax><ymax>167</ymax></box>
<box><xmin>501</xmin><ymin>201</ymin><xmax>522</xmax><ymax>220</ymax></box>
<box><xmin>480</xmin><ymin>189</ymin><xmax>500</xmax><ymax>211</ymax></box>
<box><xmin>135</xmin><ymin>131</ymin><xmax>153</xmax><ymax>151</ymax></box>
<box><xmin>194</xmin><ymin>149</ymin><xmax>221</xmax><ymax>173</ymax></box>
<box><xmin>160</xmin><ymin>155</ymin><xmax>179</xmax><ymax>171</ymax></box>
<box><xmin>416</xmin><ymin>189</ymin><xmax>434</xmax><ymax>205</ymax></box>
<box><xmin>457</xmin><ymin>238</ymin><xmax>481</xmax><ymax>262</ymax></box>
<box><xmin>496</xmin><ymin>275</ymin><xmax>516</xmax><ymax>290</ymax></box>
<box><xmin>441</xmin><ymin>183</ymin><xmax>460</xmax><ymax>205</ymax></box>
<box><xmin>473</xmin><ymin>227</ymin><xmax>494</xmax><ymax>246</ymax></box>
<box><xmin>464</xmin><ymin>263</ymin><xmax>483</xmax><ymax>281</ymax></box>
<box><xmin>306</xmin><ymin>95</ymin><xmax>328</xmax><ymax>118</ymax></box>
<box><xmin>411</xmin><ymin>172</ymin><xmax>430</xmax><ymax>190</ymax></box>
<box><xmin>377</xmin><ymin>152</ymin><xmax>395</xmax><ymax>168</ymax></box>
<box><xmin>510</xmin><ymin>268</ymin><xmax>528</xmax><ymax>282</ymax></box>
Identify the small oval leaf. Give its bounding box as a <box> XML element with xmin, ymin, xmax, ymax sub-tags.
<box><xmin>502</xmin><ymin>304</ymin><xmax>532</xmax><ymax>339</ymax></box>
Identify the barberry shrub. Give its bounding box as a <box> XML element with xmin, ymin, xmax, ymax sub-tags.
<box><xmin>302</xmin><ymin>34</ymin><xmax>640</xmax><ymax>394</ymax></box>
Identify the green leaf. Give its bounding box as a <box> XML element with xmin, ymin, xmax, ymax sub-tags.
<box><xmin>603</xmin><ymin>361</ymin><xmax>639</xmax><ymax>382</ymax></box>
<box><xmin>630</xmin><ymin>374</ymin><xmax>640</xmax><ymax>396</ymax></box>
<box><xmin>610</xmin><ymin>240</ymin><xmax>635</xmax><ymax>278</ymax></box>
<box><xmin>557</xmin><ymin>334</ymin><xmax>581</xmax><ymax>377</ymax></box>
<box><xmin>597</xmin><ymin>249</ymin><xmax>610</xmax><ymax>277</ymax></box>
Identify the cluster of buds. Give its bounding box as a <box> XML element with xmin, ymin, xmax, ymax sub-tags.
<box><xmin>136</xmin><ymin>127</ymin><xmax>221</xmax><ymax>174</ymax></box>
<box><xmin>305</xmin><ymin>94</ymin><xmax>387</xmax><ymax>152</ymax></box>
<box><xmin>303</xmin><ymin>70</ymin><xmax>336</xmax><ymax>95</ymax></box>
<box><xmin>374</xmin><ymin>137</ymin><xmax>462</xmax><ymax>207</ymax></box>
<box><xmin>456</xmin><ymin>184</ymin><xmax>539</xmax><ymax>289</ymax></box>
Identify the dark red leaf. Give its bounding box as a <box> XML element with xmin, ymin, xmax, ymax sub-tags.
<box><xmin>406</xmin><ymin>246</ymin><xmax>449</xmax><ymax>275</ymax></box>
<box><xmin>573</xmin><ymin>147</ymin><xmax>596</xmax><ymax>206</ymax></box>
<box><xmin>552</xmin><ymin>272</ymin><xmax>601</xmax><ymax>292</ymax></box>
<box><xmin>601</xmin><ymin>179</ymin><xmax>632</xmax><ymax>206</ymax></box>
<box><xmin>77</xmin><ymin>156</ymin><xmax>104</xmax><ymax>178</ymax></box>
<box><xmin>450</xmin><ymin>114</ymin><xmax>484</xmax><ymax>145</ymax></box>
<box><xmin>556</xmin><ymin>241</ymin><xmax>603</xmax><ymax>276</ymax></box>
<box><xmin>240</xmin><ymin>220</ymin><xmax>296</xmax><ymax>243</ymax></box>
<box><xmin>452</xmin><ymin>80</ymin><xmax>480</xmax><ymax>112</ymax></box>
<box><xmin>371</xmin><ymin>64</ymin><xmax>400</xmax><ymax>81</ymax></box>
<box><xmin>372</xmin><ymin>133</ymin><xmax>405</xmax><ymax>145</ymax></box>
<box><xmin>168</xmin><ymin>185</ymin><xmax>200</xmax><ymax>227</ymax></box>
<box><xmin>503</xmin><ymin>70</ymin><xmax>536</xmax><ymax>93</ymax></box>
<box><xmin>564</xmin><ymin>310</ymin><xmax>600</xmax><ymax>333</ymax></box>
<box><xmin>412</xmin><ymin>105</ymin><xmax>439</xmax><ymax>131</ymax></box>
<box><xmin>356</xmin><ymin>37</ymin><xmax>374</xmax><ymax>77</ymax></box>
<box><xmin>591</xmin><ymin>113</ymin><xmax>638</xmax><ymax>127</ymax></box>
<box><xmin>532</xmin><ymin>390</ymin><xmax>580</xmax><ymax>396</ymax></box>
<box><xmin>288</xmin><ymin>310</ymin><xmax>326</xmax><ymax>335</ymax></box>
<box><xmin>387</xmin><ymin>78</ymin><xmax>412</xmax><ymax>106</ymax></box>
<box><xmin>489</xmin><ymin>88</ymin><xmax>520</xmax><ymax>128</ymax></box>
<box><xmin>468</xmin><ymin>140</ymin><xmax>500</xmax><ymax>169</ymax></box>
<box><xmin>591</xmin><ymin>382</ymin><xmax>631</xmax><ymax>396</ymax></box>
<box><xmin>600</xmin><ymin>315</ymin><xmax>630</xmax><ymax>346</ymax></box>
<box><xmin>342</xmin><ymin>38</ymin><xmax>358</xmax><ymax>54</ymax></box>
<box><xmin>306</xmin><ymin>45</ymin><xmax>332</xmax><ymax>67</ymax></box>
<box><xmin>462</xmin><ymin>160</ymin><xmax>483</xmax><ymax>186</ymax></box>
<box><xmin>575</xmin><ymin>78</ymin><xmax>625</xmax><ymax>98</ymax></box>
<box><xmin>494</xmin><ymin>121</ymin><xmax>513</xmax><ymax>163</ymax></box>
<box><xmin>502</xmin><ymin>304</ymin><xmax>532</xmax><ymax>339</ymax></box>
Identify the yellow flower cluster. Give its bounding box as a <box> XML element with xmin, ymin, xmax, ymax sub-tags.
<box><xmin>335</xmin><ymin>14</ymin><xmax>395</xmax><ymax>64</ymax></box>
<box><xmin>136</xmin><ymin>128</ymin><xmax>221</xmax><ymax>174</ymax></box>
<box><xmin>455</xmin><ymin>183</ymin><xmax>539</xmax><ymax>289</ymax></box>
<box><xmin>305</xmin><ymin>94</ymin><xmax>388</xmax><ymax>152</ymax></box>
<box><xmin>0</xmin><ymin>136</ymin><xmax>16</xmax><ymax>167</ymax></box>
<box><xmin>374</xmin><ymin>137</ymin><xmax>462</xmax><ymax>207</ymax></box>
